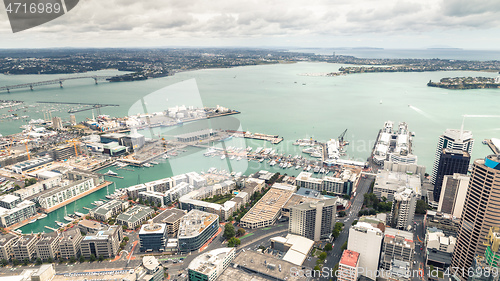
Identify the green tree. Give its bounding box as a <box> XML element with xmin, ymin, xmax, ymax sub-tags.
<box><xmin>23</xmin><ymin>258</ymin><xmax>29</xmax><ymax>266</ymax></box>
<box><xmin>314</xmin><ymin>265</ymin><xmax>321</xmax><ymax>271</ymax></box>
<box><xmin>227</xmin><ymin>237</ymin><xmax>241</xmax><ymax>247</ymax></box>
<box><xmin>415</xmin><ymin>200</ymin><xmax>429</xmax><ymax>214</ymax></box>
<box><xmin>228</xmin><ymin>216</ymin><xmax>233</xmax><ymax>222</ymax></box>
<box><xmin>35</xmin><ymin>258</ymin><xmax>42</xmax><ymax>265</ymax></box>
<box><xmin>0</xmin><ymin>259</ymin><xmax>7</xmax><ymax>266</ymax></box>
<box><xmin>13</xmin><ymin>259</ymin><xmax>20</xmax><ymax>266</ymax></box>
<box><xmin>237</xmin><ymin>228</ymin><xmax>245</xmax><ymax>237</ymax></box>
<box><xmin>343</xmin><ymin>194</ymin><xmax>351</xmax><ymax>200</ymax></box>
<box><xmin>123</xmin><ymin>236</ymin><xmax>129</xmax><ymax>242</ymax></box>
<box><xmin>90</xmin><ymin>254</ymin><xmax>97</xmax><ymax>262</ymax></box>
<box><xmin>319</xmin><ymin>252</ymin><xmax>327</xmax><ymax>260</ymax></box>
<box><xmin>79</xmin><ymin>255</ymin><xmax>85</xmax><ymax>263</ymax></box>
<box><xmin>98</xmin><ymin>255</ymin><xmax>104</xmax><ymax>262</ymax></box>
<box><xmin>341</xmin><ymin>241</ymin><xmax>347</xmax><ymax>251</ymax></box>
<box><xmin>352</xmin><ymin>220</ymin><xmax>358</xmax><ymax>225</ymax></box>
<box><xmin>224</xmin><ymin>223</ymin><xmax>235</xmax><ymax>239</ymax></box>
<box><xmin>324</xmin><ymin>243</ymin><xmax>333</xmax><ymax>251</ymax></box>
<box><xmin>69</xmin><ymin>256</ymin><xmax>76</xmax><ymax>263</ymax></box>
<box><xmin>47</xmin><ymin>257</ymin><xmax>53</xmax><ymax>263</ymax></box>
<box><xmin>338</xmin><ymin>211</ymin><xmax>346</xmax><ymax>217</ymax></box>
<box><xmin>122</xmin><ymin>225</ymin><xmax>128</xmax><ymax>231</ymax></box>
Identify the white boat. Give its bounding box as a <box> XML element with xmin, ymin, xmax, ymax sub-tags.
<box><xmin>74</xmin><ymin>212</ymin><xmax>85</xmax><ymax>217</ymax></box>
<box><xmin>14</xmin><ymin>229</ymin><xmax>22</xmax><ymax>234</ymax></box>
<box><xmin>64</xmin><ymin>216</ymin><xmax>74</xmax><ymax>222</ymax></box>
<box><xmin>104</xmin><ymin>170</ymin><xmax>118</xmax><ymax>176</ymax></box>
<box><xmin>313</xmin><ymin>166</ymin><xmax>320</xmax><ymax>173</ymax></box>
<box><xmin>143</xmin><ymin>163</ymin><xmax>151</xmax><ymax>167</ymax></box>
<box><xmin>306</xmin><ymin>166</ymin><xmax>312</xmax><ymax>171</ymax></box>
<box><xmin>259</xmin><ymin>158</ymin><xmax>264</xmax><ymax>163</ymax></box>
<box><xmin>162</xmin><ymin>154</ymin><xmax>170</xmax><ymax>159</ymax></box>
<box><xmin>246</xmin><ymin>146</ymin><xmax>252</xmax><ymax>152</ymax></box>
<box><xmin>295</xmin><ymin>165</ymin><xmax>301</xmax><ymax>170</ymax></box>
<box><xmin>55</xmin><ymin>221</ymin><xmax>66</xmax><ymax>227</ymax></box>
<box><xmin>221</xmin><ymin>155</ymin><xmax>226</xmax><ymax>160</ymax></box>
<box><xmin>236</xmin><ymin>156</ymin><xmax>242</xmax><ymax>161</ymax></box>
<box><xmin>29</xmin><ymin>219</ymin><xmax>37</xmax><ymax>224</ymax></box>
<box><xmin>230</xmin><ymin>155</ymin><xmax>236</xmax><ymax>160</ymax></box>
<box><xmin>39</xmin><ymin>214</ymin><xmax>47</xmax><ymax>219</ymax></box>
<box><xmin>270</xmin><ymin>160</ymin><xmax>276</xmax><ymax>166</ymax></box>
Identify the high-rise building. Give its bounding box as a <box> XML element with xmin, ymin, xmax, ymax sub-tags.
<box><xmin>467</xmin><ymin>226</ymin><xmax>500</xmax><ymax>281</ymax></box>
<box><xmin>437</xmin><ymin>173</ymin><xmax>469</xmax><ymax>218</ymax></box>
<box><xmin>451</xmin><ymin>155</ymin><xmax>500</xmax><ymax>280</ymax></box>
<box><xmin>431</xmin><ymin>129</ymin><xmax>474</xmax><ymax>185</ymax></box>
<box><xmin>288</xmin><ymin>198</ymin><xmax>337</xmax><ymax>241</ymax></box>
<box><xmin>338</xmin><ymin>250</ymin><xmax>360</xmax><ymax>281</ymax></box>
<box><xmin>380</xmin><ymin>228</ymin><xmax>414</xmax><ymax>270</ymax></box>
<box><xmin>388</xmin><ymin>188</ymin><xmax>417</xmax><ymax>230</ymax></box>
<box><xmin>433</xmin><ymin>149</ymin><xmax>470</xmax><ymax>201</ymax></box>
<box><xmin>348</xmin><ymin>222</ymin><xmax>384</xmax><ymax>280</ymax></box>
<box><xmin>52</xmin><ymin>116</ymin><xmax>63</xmax><ymax>130</ymax></box>
<box><xmin>69</xmin><ymin>114</ymin><xmax>76</xmax><ymax>125</ymax></box>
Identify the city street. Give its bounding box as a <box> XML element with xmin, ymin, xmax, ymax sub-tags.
<box><xmin>319</xmin><ymin>173</ymin><xmax>375</xmax><ymax>280</ymax></box>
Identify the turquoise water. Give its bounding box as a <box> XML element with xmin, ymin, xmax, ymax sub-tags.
<box><xmin>2</xmin><ymin>61</ymin><xmax>498</xmax><ymax>233</ymax></box>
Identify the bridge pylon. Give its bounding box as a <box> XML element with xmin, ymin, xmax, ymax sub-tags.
<box><xmin>59</xmin><ymin>81</ymin><xmax>63</xmax><ymax>88</ymax></box>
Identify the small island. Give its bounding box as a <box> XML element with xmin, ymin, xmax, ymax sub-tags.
<box><xmin>427</xmin><ymin>77</ymin><xmax>500</xmax><ymax>89</ymax></box>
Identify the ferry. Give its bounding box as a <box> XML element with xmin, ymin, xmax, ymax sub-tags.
<box><xmin>29</xmin><ymin>219</ymin><xmax>37</xmax><ymax>224</ymax></box>
<box><xmin>104</xmin><ymin>170</ymin><xmax>118</xmax><ymax>176</ymax></box>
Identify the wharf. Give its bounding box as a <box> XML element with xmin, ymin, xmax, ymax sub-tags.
<box><xmin>226</xmin><ymin>130</ymin><xmax>283</xmax><ymax>144</ymax></box>
<box><xmin>102</xmin><ymin>174</ymin><xmax>124</xmax><ymax>179</ymax></box>
<box><xmin>41</xmin><ymin>181</ymin><xmax>113</xmax><ymax>213</ymax></box>
<box><xmin>44</xmin><ymin>226</ymin><xmax>57</xmax><ymax>231</ymax></box>
<box><xmin>485</xmin><ymin>139</ymin><xmax>500</xmax><ymax>154</ymax></box>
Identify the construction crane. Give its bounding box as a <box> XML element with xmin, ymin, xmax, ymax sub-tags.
<box><xmin>338</xmin><ymin>129</ymin><xmax>348</xmax><ymax>145</ymax></box>
<box><xmin>7</xmin><ymin>139</ymin><xmax>13</xmax><ymax>156</ymax></box>
<box><xmin>24</xmin><ymin>142</ymin><xmax>30</xmax><ymax>160</ymax></box>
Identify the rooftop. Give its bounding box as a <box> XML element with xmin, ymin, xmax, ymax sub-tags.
<box><xmin>178</xmin><ymin>209</ymin><xmax>218</xmax><ymax>239</ymax></box>
<box><xmin>36</xmin><ymin>231</ymin><xmax>59</xmax><ymax>245</ymax></box>
<box><xmin>291</xmin><ymin>198</ymin><xmax>337</xmax><ymax>212</ymax></box>
<box><xmin>188</xmin><ymin>248</ymin><xmax>234</xmax><ymax>274</ymax></box>
<box><xmin>78</xmin><ymin>220</ymin><xmax>104</xmax><ymax>230</ymax></box>
<box><xmin>152</xmin><ymin>208</ymin><xmax>186</xmax><ymax>224</ymax></box>
<box><xmin>116</xmin><ymin>205</ymin><xmax>153</xmax><ymax>223</ymax></box>
<box><xmin>233</xmin><ymin>250</ymin><xmax>304</xmax><ymax>281</ymax></box>
<box><xmin>340</xmin><ymin>250</ymin><xmax>360</xmax><ymax>268</ymax></box>
<box><xmin>0</xmin><ymin>194</ymin><xmax>20</xmax><ymax>204</ymax></box>
<box><xmin>240</xmin><ymin>186</ymin><xmax>295</xmax><ymax>225</ymax></box>
<box><xmin>139</xmin><ymin>222</ymin><xmax>166</xmax><ymax>235</ymax></box>
<box><xmin>0</xmin><ymin>234</ymin><xmax>18</xmax><ymax>246</ymax></box>
<box><xmin>142</xmin><ymin>256</ymin><xmax>160</xmax><ymax>271</ymax></box>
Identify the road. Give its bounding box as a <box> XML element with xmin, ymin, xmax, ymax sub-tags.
<box><xmin>319</xmin><ymin>174</ymin><xmax>374</xmax><ymax>280</ymax></box>
<box><xmin>412</xmin><ymin>215</ymin><xmax>427</xmax><ymax>281</ymax></box>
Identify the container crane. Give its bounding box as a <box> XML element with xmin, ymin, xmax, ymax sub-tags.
<box><xmin>338</xmin><ymin>129</ymin><xmax>348</xmax><ymax>146</ymax></box>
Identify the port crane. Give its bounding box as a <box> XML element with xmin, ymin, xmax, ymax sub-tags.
<box><xmin>338</xmin><ymin>129</ymin><xmax>348</xmax><ymax>145</ymax></box>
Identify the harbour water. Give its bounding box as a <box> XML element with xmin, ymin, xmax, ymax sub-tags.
<box><xmin>1</xmin><ymin>58</ymin><xmax>499</xmax><ymax>233</ymax></box>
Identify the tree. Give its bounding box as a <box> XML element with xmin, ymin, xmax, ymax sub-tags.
<box><xmin>237</xmin><ymin>228</ymin><xmax>245</xmax><ymax>237</ymax></box>
<box><xmin>343</xmin><ymin>194</ymin><xmax>351</xmax><ymax>200</ymax></box>
<box><xmin>48</xmin><ymin>257</ymin><xmax>53</xmax><ymax>263</ymax></box>
<box><xmin>338</xmin><ymin>211</ymin><xmax>346</xmax><ymax>217</ymax></box>
<box><xmin>35</xmin><ymin>258</ymin><xmax>42</xmax><ymax>265</ymax></box>
<box><xmin>90</xmin><ymin>254</ymin><xmax>97</xmax><ymax>262</ymax></box>
<box><xmin>314</xmin><ymin>265</ymin><xmax>321</xmax><ymax>271</ymax></box>
<box><xmin>123</xmin><ymin>236</ymin><xmax>129</xmax><ymax>242</ymax></box>
<box><xmin>319</xmin><ymin>252</ymin><xmax>327</xmax><ymax>260</ymax></box>
<box><xmin>23</xmin><ymin>258</ymin><xmax>29</xmax><ymax>266</ymax></box>
<box><xmin>122</xmin><ymin>225</ymin><xmax>128</xmax><ymax>231</ymax></box>
<box><xmin>227</xmin><ymin>237</ymin><xmax>241</xmax><ymax>247</ymax></box>
<box><xmin>79</xmin><ymin>255</ymin><xmax>85</xmax><ymax>263</ymax></box>
<box><xmin>324</xmin><ymin>243</ymin><xmax>333</xmax><ymax>251</ymax></box>
<box><xmin>352</xmin><ymin>220</ymin><xmax>358</xmax><ymax>225</ymax></box>
<box><xmin>415</xmin><ymin>200</ymin><xmax>429</xmax><ymax>214</ymax></box>
<box><xmin>228</xmin><ymin>216</ymin><xmax>233</xmax><ymax>222</ymax></box>
<box><xmin>98</xmin><ymin>255</ymin><xmax>104</xmax><ymax>262</ymax></box>
<box><xmin>341</xmin><ymin>241</ymin><xmax>347</xmax><ymax>251</ymax></box>
<box><xmin>0</xmin><ymin>259</ymin><xmax>7</xmax><ymax>266</ymax></box>
<box><xmin>224</xmin><ymin>223</ymin><xmax>235</xmax><ymax>239</ymax></box>
<box><xmin>69</xmin><ymin>256</ymin><xmax>76</xmax><ymax>263</ymax></box>
<box><xmin>13</xmin><ymin>259</ymin><xmax>20</xmax><ymax>266</ymax></box>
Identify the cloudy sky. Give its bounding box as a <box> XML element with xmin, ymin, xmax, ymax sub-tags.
<box><xmin>1</xmin><ymin>0</ymin><xmax>500</xmax><ymax>49</ymax></box>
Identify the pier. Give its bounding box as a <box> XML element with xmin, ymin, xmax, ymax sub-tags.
<box><xmin>485</xmin><ymin>139</ymin><xmax>500</xmax><ymax>154</ymax></box>
<box><xmin>226</xmin><ymin>130</ymin><xmax>284</xmax><ymax>144</ymax></box>
<box><xmin>44</xmin><ymin>226</ymin><xmax>58</xmax><ymax>231</ymax></box>
<box><xmin>0</xmin><ymin>75</ymin><xmax>112</xmax><ymax>93</ymax></box>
